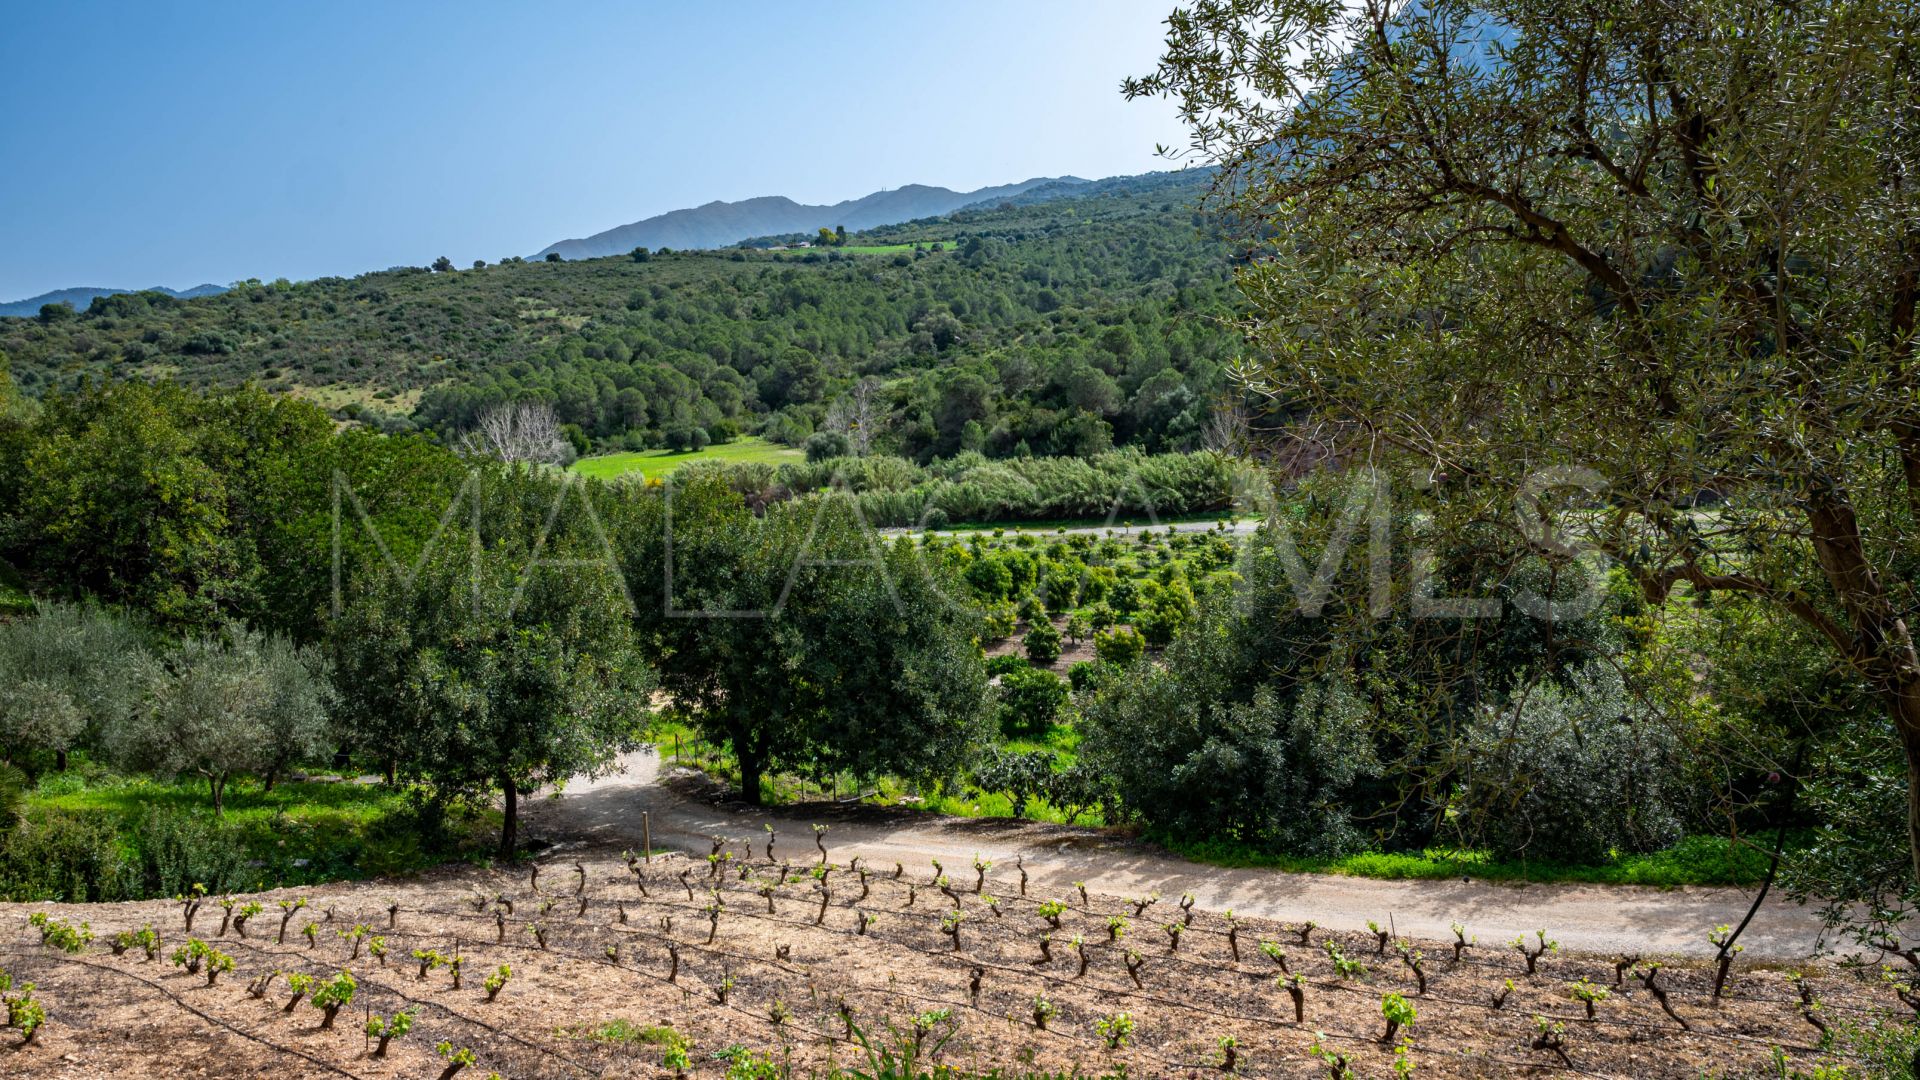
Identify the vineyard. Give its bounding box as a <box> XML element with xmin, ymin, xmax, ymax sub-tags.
<box><xmin>0</xmin><ymin>843</ymin><xmax>1894</xmax><ymax>1079</ymax></box>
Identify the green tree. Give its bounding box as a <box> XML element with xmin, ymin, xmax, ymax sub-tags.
<box><xmin>112</xmin><ymin>625</ymin><xmax>332</xmax><ymax>814</ymax></box>
<box><xmin>1092</xmin><ymin>625</ymin><xmax>1145</xmax><ymax>667</ymax></box>
<box><xmin>619</xmin><ymin>476</ymin><xmax>989</xmax><ymax>803</ymax></box>
<box><xmin>332</xmin><ymin>501</ymin><xmax>650</xmax><ymax>858</ymax></box>
<box><xmin>0</xmin><ymin>603</ymin><xmax>151</xmax><ymax>772</ymax></box>
<box><xmin>1023</xmin><ymin>619</ymin><xmax>1063</xmax><ymax>665</ymax></box>
<box><xmin>996</xmin><ymin>666</ymin><xmax>1068</xmax><ymax>738</ymax></box>
<box><xmin>1130</xmin><ymin>0</ymin><xmax>1920</xmax><ymax>883</ymax></box>
<box><xmin>1</xmin><ymin>382</ymin><xmax>368</xmax><ymax>640</ymax></box>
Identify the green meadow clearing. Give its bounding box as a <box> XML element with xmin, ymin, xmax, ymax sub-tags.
<box><xmin>569</xmin><ymin>435</ymin><xmax>804</xmax><ymax>481</ymax></box>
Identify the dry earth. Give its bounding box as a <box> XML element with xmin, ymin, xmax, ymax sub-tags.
<box><xmin>0</xmin><ymin>752</ymin><xmax>1890</xmax><ymax>1079</ymax></box>
<box><xmin>0</xmin><ymin>848</ymin><xmax>1892</xmax><ymax>1079</ymax></box>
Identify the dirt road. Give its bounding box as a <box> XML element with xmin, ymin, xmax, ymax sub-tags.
<box><xmin>525</xmin><ymin>749</ymin><xmax>1836</xmax><ymax>961</ymax></box>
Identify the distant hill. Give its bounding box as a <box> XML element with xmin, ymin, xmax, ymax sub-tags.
<box><xmin>534</xmin><ymin>177</ymin><xmax>1088</xmax><ymax>260</ymax></box>
<box><xmin>0</xmin><ymin>283</ymin><xmax>227</xmax><ymax>319</ymax></box>
<box><xmin>0</xmin><ymin>168</ymin><xmax>1234</xmax><ymax>463</ymax></box>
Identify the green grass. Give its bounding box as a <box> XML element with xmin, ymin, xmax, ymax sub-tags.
<box><xmin>560</xmin><ymin>1019</ymin><xmax>689</xmax><ymax>1048</ymax></box>
<box><xmin>25</xmin><ymin>763</ymin><xmax>498</xmax><ymax>888</ymax></box>
<box><xmin>837</xmin><ymin>240</ymin><xmax>950</xmax><ymax>255</ymax></box>
<box><xmin>570</xmin><ymin>436</ymin><xmax>804</xmax><ymax>481</ymax></box>
<box><xmin>0</xmin><ymin>558</ymin><xmax>32</xmax><ymax>614</ymax></box>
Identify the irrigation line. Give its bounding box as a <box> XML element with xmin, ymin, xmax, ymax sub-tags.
<box><xmin>0</xmin><ymin>946</ymin><xmax>369</xmax><ymax>1080</ymax></box>
<box><xmin>616</xmin><ymin>849</ymin><xmax>1880</xmax><ymax>1018</ymax></box>
<box><xmin>459</xmin><ymin>863</ymin><xmax>1879</xmax><ymax>1044</ymax></box>
<box><xmin>398</xmin><ymin>876</ymin><xmax>1855</xmax><ymax>1061</ymax></box>
<box><xmin>217</xmin><ymin>937</ymin><xmax>602</xmax><ymax>1078</ymax></box>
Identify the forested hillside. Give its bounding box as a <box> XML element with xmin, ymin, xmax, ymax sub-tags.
<box><xmin>0</xmin><ymin>170</ymin><xmax>1239</xmax><ymax>461</ymax></box>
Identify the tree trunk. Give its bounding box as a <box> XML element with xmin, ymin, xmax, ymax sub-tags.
<box><xmin>734</xmin><ymin>733</ymin><xmax>766</xmax><ymax>807</ymax></box>
<box><xmin>208</xmin><ymin>774</ymin><xmax>225</xmax><ymax>817</ymax></box>
<box><xmin>55</xmin><ymin>748</ymin><xmax>66</xmax><ymax>772</ymax></box>
<box><xmin>500</xmin><ymin>774</ymin><xmax>519</xmax><ymax>860</ymax></box>
<box><xmin>1894</xmin><ymin>695</ymin><xmax>1920</xmax><ymax>892</ymax></box>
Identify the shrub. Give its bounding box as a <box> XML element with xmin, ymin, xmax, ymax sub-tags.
<box><xmin>1134</xmin><ymin>601</ymin><xmax>1191</xmax><ymax>647</ymax></box>
<box><xmin>1023</xmin><ymin>620</ymin><xmax>1063</xmax><ymax>666</ymax></box>
<box><xmin>1066</xmin><ymin>661</ymin><xmax>1110</xmax><ymax>694</ymax></box>
<box><xmin>973</xmin><ymin>749</ymin><xmax>1057</xmax><ymax>820</ymax></box>
<box><xmin>1081</xmin><ymin>671</ymin><xmax>1381</xmax><ymax>856</ymax></box>
<box><xmin>1456</xmin><ymin>664</ymin><xmax>1687</xmax><ymax>863</ymax></box>
<box><xmin>981</xmin><ymin>602</ymin><xmax>1018</xmax><ymax>640</ymax></box>
<box><xmin>804</xmin><ymin>432</ymin><xmax>851</xmax><ymax>462</ymax></box>
<box><xmin>985</xmin><ymin>654</ymin><xmax>1029</xmax><ymax>678</ymax></box>
<box><xmin>996</xmin><ymin>667</ymin><xmax>1068</xmax><ymax>738</ymax></box>
<box><xmin>130</xmin><ymin>806</ymin><xmax>247</xmax><ymax>899</ymax></box>
<box><xmin>0</xmin><ymin>807</ymin><xmax>128</xmax><ymax>901</ymax></box>
<box><xmin>1092</xmin><ymin>626</ymin><xmax>1146</xmax><ymax>666</ymax></box>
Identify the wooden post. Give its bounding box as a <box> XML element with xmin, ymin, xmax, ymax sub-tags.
<box><xmin>643</xmin><ymin>812</ymin><xmax>652</xmax><ymax>864</ymax></box>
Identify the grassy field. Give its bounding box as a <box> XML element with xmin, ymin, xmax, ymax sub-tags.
<box><xmin>569</xmin><ymin>436</ymin><xmax>804</xmax><ymax>481</ymax></box>
<box><xmin>18</xmin><ymin>763</ymin><xmax>498</xmax><ymax>893</ymax></box>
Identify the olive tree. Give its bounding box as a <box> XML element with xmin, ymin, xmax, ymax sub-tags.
<box><xmin>0</xmin><ymin>602</ymin><xmax>151</xmax><ymax>772</ymax></box>
<box><xmin>1459</xmin><ymin>664</ymin><xmax>1688</xmax><ymax>863</ymax></box>
<box><xmin>1130</xmin><ymin>0</ymin><xmax>1920</xmax><ymax>882</ymax></box>
<box><xmin>113</xmin><ymin>626</ymin><xmax>332</xmax><ymax>813</ymax></box>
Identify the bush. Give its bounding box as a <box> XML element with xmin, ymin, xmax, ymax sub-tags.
<box><xmin>665</xmin><ymin>427</ymin><xmax>710</xmax><ymax>452</ymax></box>
<box><xmin>1023</xmin><ymin>620</ymin><xmax>1063</xmax><ymax>665</ymax></box>
<box><xmin>1134</xmin><ymin>605</ymin><xmax>1187</xmax><ymax>647</ymax></box>
<box><xmin>1093</xmin><ymin>626</ymin><xmax>1146</xmax><ymax>666</ymax></box>
<box><xmin>1081</xmin><ymin>672</ymin><xmax>1381</xmax><ymax>856</ymax></box>
<box><xmin>1066</xmin><ymin>661</ymin><xmax>1110</xmax><ymax>694</ymax></box>
<box><xmin>985</xmin><ymin>654</ymin><xmax>1029</xmax><ymax>678</ymax></box>
<box><xmin>996</xmin><ymin>667</ymin><xmax>1068</xmax><ymax>738</ymax></box>
<box><xmin>1455</xmin><ymin>664</ymin><xmax>1687</xmax><ymax>864</ymax></box>
<box><xmin>0</xmin><ymin>807</ymin><xmax>128</xmax><ymax>901</ymax></box>
<box><xmin>973</xmin><ymin>749</ymin><xmax>1057</xmax><ymax>819</ymax></box>
<box><xmin>804</xmin><ymin>431</ymin><xmax>851</xmax><ymax>463</ymax></box>
<box><xmin>131</xmin><ymin>806</ymin><xmax>248</xmax><ymax>899</ymax></box>
<box><xmin>981</xmin><ymin>602</ymin><xmax>1018</xmax><ymax>640</ymax></box>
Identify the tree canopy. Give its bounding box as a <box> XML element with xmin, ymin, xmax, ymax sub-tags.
<box><xmin>1130</xmin><ymin>0</ymin><xmax>1920</xmax><ymax>889</ymax></box>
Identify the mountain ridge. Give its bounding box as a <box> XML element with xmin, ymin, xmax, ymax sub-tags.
<box><xmin>0</xmin><ymin>283</ymin><xmax>227</xmax><ymax>319</ymax></box>
<box><xmin>534</xmin><ymin>176</ymin><xmax>1089</xmax><ymax>260</ymax></box>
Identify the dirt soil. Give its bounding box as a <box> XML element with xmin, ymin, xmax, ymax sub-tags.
<box><xmin>0</xmin><ymin>749</ymin><xmax>1883</xmax><ymax>1079</ymax></box>
<box><xmin>525</xmin><ymin>751</ymin><xmax>1837</xmax><ymax>962</ymax></box>
<box><xmin>0</xmin><ymin>844</ymin><xmax>1897</xmax><ymax>1080</ymax></box>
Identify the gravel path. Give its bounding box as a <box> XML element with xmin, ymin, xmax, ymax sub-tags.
<box><xmin>526</xmin><ymin>749</ymin><xmax>1837</xmax><ymax>961</ymax></box>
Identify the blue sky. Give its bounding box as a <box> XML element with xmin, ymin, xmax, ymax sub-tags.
<box><xmin>0</xmin><ymin>1</ymin><xmax>1186</xmax><ymax>302</ymax></box>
